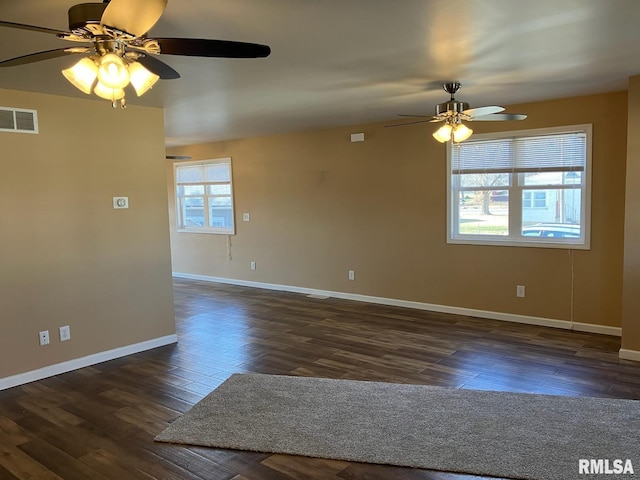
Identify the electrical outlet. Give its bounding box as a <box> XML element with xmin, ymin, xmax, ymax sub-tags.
<box><xmin>250</xmin><ymin>261</ymin><xmax>256</xmax><ymax>270</ymax></box>
<box><xmin>348</xmin><ymin>270</ymin><xmax>355</xmax><ymax>281</ymax></box>
<box><xmin>59</xmin><ymin>325</ymin><xmax>71</xmax><ymax>342</ymax></box>
<box><xmin>243</xmin><ymin>213</ymin><xmax>250</xmax><ymax>222</ymax></box>
<box><xmin>516</xmin><ymin>285</ymin><xmax>526</xmax><ymax>298</ymax></box>
<box><xmin>39</xmin><ymin>330</ymin><xmax>50</xmax><ymax>346</ymax></box>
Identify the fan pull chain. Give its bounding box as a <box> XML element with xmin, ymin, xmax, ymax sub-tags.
<box><xmin>111</xmin><ymin>97</ymin><xmax>126</xmax><ymax>109</ymax></box>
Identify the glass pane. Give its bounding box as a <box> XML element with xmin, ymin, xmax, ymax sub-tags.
<box><xmin>563</xmin><ymin>171</ymin><xmax>583</xmax><ymax>184</ymax></box>
<box><xmin>523</xmin><ymin>171</ymin><xmax>583</xmax><ymax>186</ymax></box>
<box><xmin>207</xmin><ymin>184</ymin><xmax>231</xmax><ymax>195</ymax></box>
<box><xmin>457</xmin><ymin>190</ymin><xmax>509</xmax><ymax>236</ymax></box>
<box><xmin>205</xmin><ymin>163</ymin><xmax>230</xmax><ymax>182</ymax></box>
<box><xmin>182</xmin><ymin>197</ymin><xmax>204</xmax><ymax>227</ymax></box>
<box><xmin>209</xmin><ymin>199</ymin><xmax>233</xmax><ymax>228</ymax></box>
<box><xmin>460</xmin><ymin>173</ymin><xmax>510</xmax><ymax>188</ymax></box>
<box><xmin>521</xmin><ymin>187</ymin><xmax>581</xmax><ymax>239</ymax></box>
<box><xmin>209</xmin><ymin>195</ymin><xmax>232</xmax><ymax>206</ymax></box>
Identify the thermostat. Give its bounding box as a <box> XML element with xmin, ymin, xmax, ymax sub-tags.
<box><xmin>113</xmin><ymin>197</ymin><xmax>129</xmax><ymax>209</ymax></box>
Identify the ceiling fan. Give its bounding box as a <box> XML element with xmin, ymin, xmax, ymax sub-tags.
<box><xmin>388</xmin><ymin>82</ymin><xmax>527</xmax><ymax>143</ymax></box>
<box><xmin>0</xmin><ymin>0</ymin><xmax>271</xmax><ymax>108</ymax></box>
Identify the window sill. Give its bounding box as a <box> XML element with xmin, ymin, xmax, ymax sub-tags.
<box><xmin>177</xmin><ymin>228</ymin><xmax>235</xmax><ymax>235</ymax></box>
<box><xmin>447</xmin><ymin>237</ymin><xmax>590</xmax><ymax>250</ymax></box>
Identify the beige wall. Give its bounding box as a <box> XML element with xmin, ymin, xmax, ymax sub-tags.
<box><xmin>167</xmin><ymin>91</ymin><xmax>627</xmax><ymax>329</ymax></box>
<box><xmin>622</xmin><ymin>76</ymin><xmax>640</xmax><ymax>352</ymax></box>
<box><xmin>0</xmin><ymin>88</ymin><xmax>175</xmax><ymax>379</ymax></box>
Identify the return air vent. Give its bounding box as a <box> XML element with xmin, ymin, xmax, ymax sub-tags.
<box><xmin>0</xmin><ymin>107</ymin><xmax>38</xmax><ymax>134</ymax></box>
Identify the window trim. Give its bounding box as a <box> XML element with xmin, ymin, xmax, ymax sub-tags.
<box><xmin>446</xmin><ymin>124</ymin><xmax>592</xmax><ymax>249</ymax></box>
<box><xmin>174</xmin><ymin>157</ymin><xmax>236</xmax><ymax>235</ymax></box>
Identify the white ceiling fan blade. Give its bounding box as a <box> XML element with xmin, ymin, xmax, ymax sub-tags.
<box><xmin>464</xmin><ymin>105</ymin><xmax>504</xmax><ymax>117</ymax></box>
<box><xmin>472</xmin><ymin>113</ymin><xmax>528</xmax><ymax>121</ymax></box>
<box><xmin>101</xmin><ymin>0</ymin><xmax>168</xmax><ymax>37</ymax></box>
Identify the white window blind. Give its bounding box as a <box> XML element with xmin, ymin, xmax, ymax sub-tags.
<box><xmin>176</xmin><ymin>163</ymin><xmax>231</xmax><ymax>184</ymax></box>
<box><xmin>451</xmin><ymin>131</ymin><xmax>587</xmax><ymax>174</ymax></box>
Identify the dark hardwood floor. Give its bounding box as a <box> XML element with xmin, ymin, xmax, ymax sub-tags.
<box><xmin>1</xmin><ymin>278</ymin><xmax>639</xmax><ymax>479</ymax></box>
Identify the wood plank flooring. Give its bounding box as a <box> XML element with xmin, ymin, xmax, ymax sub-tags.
<box><xmin>1</xmin><ymin>278</ymin><xmax>640</xmax><ymax>479</ymax></box>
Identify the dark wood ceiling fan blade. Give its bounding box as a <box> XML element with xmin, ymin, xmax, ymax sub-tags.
<box><xmin>137</xmin><ymin>54</ymin><xmax>180</xmax><ymax>79</ymax></box>
<box><xmin>0</xmin><ymin>48</ymin><xmax>78</xmax><ymax>67</ymax></box>
<box><xmin>472</xmin><ymin>113</ymin><xmax>528</xmax><ymax>121</ymax></box>
<box><xmin>398</xmin><ymin>114</ymin><xmax>431</xmax><ymax>118</ymax></box>
<box><xmin>101</xmin><ymin>0</ymin><xmax>167</xmax><ymax>37</ymax></box>
<box><xmin>155</xmin><ymin>38</ymin><xmax>271</xmax><ymax>58</ymax></box>
<box><xmin>0</xmin><ymin>20</ymin><xmax>69</xmax><ymax>36</ymax></box>
<box><xmin>385</xmin><ymin>119</ymin><xmax>432</xmax><ymax>128</ymax></box>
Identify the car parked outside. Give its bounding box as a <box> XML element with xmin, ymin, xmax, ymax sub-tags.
<box><xmin>521</xmin><ymin>224</ymin><xmax>580</xmax><ymax>238</ymax></box>
<box><xmin>490</xmin><ymin>190</ymin><xmax>509</xmax><ymax>202</ymax></box>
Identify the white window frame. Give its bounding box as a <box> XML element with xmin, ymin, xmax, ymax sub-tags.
<box><xmin>446</xmin><ymin>124</ymin><xmax>592</xmax><ymax>249</ymax></box>
<box><xmin>174</xmin><ymin>157</ymin><xmax>235</xmax><ymax>235</ymax></box>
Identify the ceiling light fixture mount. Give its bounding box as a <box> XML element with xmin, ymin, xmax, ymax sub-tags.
<box><xmin>434</xmin><ymin>83</ymin><xmax>469</xmax><ymax>116</ymax></box>
<box><xmin>432</xmin><ymin>83</ymin><xmax>478</xmax><ymax>143</ymax></box>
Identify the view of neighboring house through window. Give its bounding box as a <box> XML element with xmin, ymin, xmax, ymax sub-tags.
<box><xmin>447</xmin><ymin>125</ymin><xmax>591</xmax><ymax>249</ymax></box>
<box><xmin>523</xmin><ymin>190</ymin><xmax>547</xmax><ymax>209</ymax></box>
<box><xmin>175</xmin><ymin>158</ymin><xmax>235</xmax><ymax>234</ymax></box>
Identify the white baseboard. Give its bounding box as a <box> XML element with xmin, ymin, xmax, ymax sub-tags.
<box><xmin>0</xmin><ymin>334</ymin><xmax>178</xmax><ymax>391</ymax></box>
<box><xmin>619</xmin><ymin>349</ymin><xmax>640</xmax><ymax>362</ymax></box>
<box><xmin>173</xmin><ymin>273</ymin><xmax>622</xmax><ymax>337</ymax></box>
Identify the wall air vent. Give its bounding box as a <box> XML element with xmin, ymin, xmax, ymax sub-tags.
<box><xmin>0</xmin><ymin>107</ymin><xmax>38</xmax><ymax>134</ymax></box>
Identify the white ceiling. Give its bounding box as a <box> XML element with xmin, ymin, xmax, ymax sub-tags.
<box><xmin>1</xmin><ymin>0</ymin><xmax>638</xmax><ymax>147</ymax></box>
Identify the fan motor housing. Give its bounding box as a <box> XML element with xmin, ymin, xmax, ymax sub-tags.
<box><xmin>435</xmin><ymin>101</ymin><xmax>470</xmax><ymax>116</ymax></box>
<box><xmin>68</xmin><ymin>3</ymin><xmax>108</xmax><ymax>31</ymax></box>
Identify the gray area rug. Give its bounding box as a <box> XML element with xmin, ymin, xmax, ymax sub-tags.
<box><xmin>155</xmin><ymin>373</ymin><xmax>640</xmax><ymax>480</ymax></box>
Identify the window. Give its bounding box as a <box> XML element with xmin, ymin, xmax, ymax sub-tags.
<box><xmin>447</xmin><ymin>125</ymin><xmax>591</xmax><ymax>249</ymax></box>
<box><xmin>175</xmin><ymin>158</ymin><xmax>235</xmax><ymax>234</ymax></box>
<box><xmin>523</xmin><ymin>191</ymin><xmax>547</xmax><ymax>209</ymax></box>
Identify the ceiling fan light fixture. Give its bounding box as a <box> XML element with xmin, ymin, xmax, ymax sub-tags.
<box><xmin>97</xmin><ymin>53</ymin><xmax>130</xmax><ymax>89</ymax></box>
<box><xmin>433</xmin><ymin>123</ymin><xmax>453</xmax><ymax>143</ymax></box>
<box><xmin>93</xmin><ymin>81</ymin><xmax>125</xmax><ymax>101</ymax></box>
<box><xmin>61</xmin><ymin>57</ymin><xmax>98</xmax><ymax>95</ymax></box>
<box><xmin>453</xmin><ymin>123</ymin><xmax>473</xmax><ymax>142</ymax></box>
<box><xmin>432</xmin><ymin>119</ymin><xmax>473</xmax><ymax>143</ymax></box>
<box><xmin>391</xmin><ymin>83</ymin><xmax>525</xmax><ymax>139</ymax></box>
<box><xmin>1</xmin><ymin>0</ymin><xmax>272</xmax><ymax>109</ymax></box>
<box><xmin>128</xmin><ymin>61</ymin><xmax>160</xmax><ymax>96</ymax></box>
